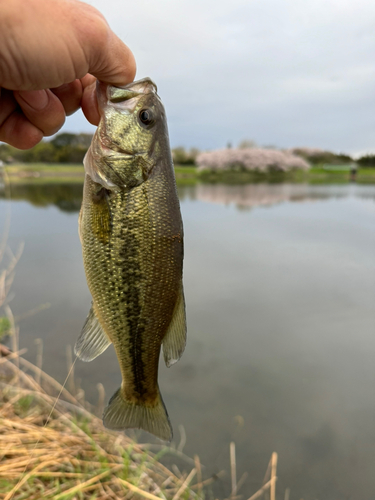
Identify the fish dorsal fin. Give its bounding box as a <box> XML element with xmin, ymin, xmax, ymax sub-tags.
<box><xmin>74</xmin><ymin>303</ymin><xmax>112</xmax><ymax>362</ymax></box>
<box><xmin>162</xmin><ymin>286</ymin><xmax>187</xmax><ymax>368</ymax></box>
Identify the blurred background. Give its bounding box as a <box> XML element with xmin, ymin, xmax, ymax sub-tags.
<box><xmin>1</xmin><ymin>1</ymin><xmax>375</xmax><ymax>499</ymax></box>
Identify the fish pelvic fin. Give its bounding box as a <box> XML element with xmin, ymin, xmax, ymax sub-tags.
<box><xmin>74</xmin><ymin>303</ymin><xmax>112</xmax><ymax>362</ymax></box>
<box><xmin>103</xmin><ymin>388</ymin><xmax>173</xmax><ymax>442</ymax></box>
<box><xmin>162</xmin><ymin>285</ymin><xmax>187</xmax><ymax>368</ymax></box>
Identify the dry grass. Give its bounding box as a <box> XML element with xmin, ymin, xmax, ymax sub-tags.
<box><xmin>0</xmin><ymin>348</ymin><xmax>221</xmax><ymax>500</ymax></box>
<box><xmin>0</xmin><ymin>369</ymin><xmax>282</xmax><ymax>500</ymax></box>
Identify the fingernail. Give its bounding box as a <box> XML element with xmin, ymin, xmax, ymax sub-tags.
<box><xmin>18</xmin><ymin>90</ymin><xmax>49</xmax><ymax>110</ymax></box>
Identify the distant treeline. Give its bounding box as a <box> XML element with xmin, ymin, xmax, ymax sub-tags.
<box><xmin>1</xmin><ymin>133</ymin><xmax>375</xmax><ymax>167</ymax></box>
<box><xmin>290</xmin><ymin>148</ymin><xmax>375</xmax><ymax>168</ymax></box>
<box><xmin>0</xmin><ymin>133</ymin><xmax>92</xmax><ymax>164</ymax></box>
<box><xmin>356</xmin><ymin>154</ymin><xmax>375</xmax><ymax>167</ymax></box>
<box><xmin>289</xmin><ymin>148</ymin><xmax>353</xmax><ymax>165</ymax></box>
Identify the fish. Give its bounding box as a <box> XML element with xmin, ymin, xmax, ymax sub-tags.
<box><xmin>75</xmin><ymin>77</ymin><xmax>186</xmax><ymax>441</ymax></box>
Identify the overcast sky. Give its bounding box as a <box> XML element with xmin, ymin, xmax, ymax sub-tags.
<box><xmin>65</xmin><ymin>0</ymin><xmax>375</xmax><ymax>155</ymax></box>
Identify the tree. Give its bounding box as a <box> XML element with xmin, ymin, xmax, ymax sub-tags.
<box><xmin>291</xmin><ymin>148</ymin><xmax>352</xmax><ymax>165</ymax></box>
<box><xmin>238</xmin><ymin>139</ymin><xmax>257</xmax><ymax>149</ymax></box>
<box><xmin>51</xmin><ymin>133</ymin><xmax>77</xmax><ymax>148</ymax></box>
<box><xmin>357</xmin><ymin>154</ymin><xmax>375</xmax><ymax>168</ymax></box>
<box><xmin>51</xmin><ymin>133</ymin><xmax>93</xmax><ymax>149</ymax></box>
<box><xmin>172</xmin><ymin>147</ymin><xmax>199</xmax><ymax>166</ymax></box>
<box><xmin>12</xmin><ymin>142</ymin><xmax>57</xmax><ymax>162</ymax></box>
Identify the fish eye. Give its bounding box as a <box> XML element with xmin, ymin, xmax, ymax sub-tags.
<box><xmin>139</xmin><ymin>109</ymin><xmax>155</xmax><ymax>127</ymax></box>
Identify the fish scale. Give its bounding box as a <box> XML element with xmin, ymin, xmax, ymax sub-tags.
<box><xmin>75</xmin><ymin>78</ymin><xmax>186</xmax><ymax>441</ymax></box>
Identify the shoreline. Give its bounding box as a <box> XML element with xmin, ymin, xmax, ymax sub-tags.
<box><xmin>2</xmin><ymin>163</ymin><xmax>375</xmax><ymax>185</ymax></box>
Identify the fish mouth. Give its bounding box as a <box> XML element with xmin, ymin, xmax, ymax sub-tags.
<box><xmin>105</xmin><ymin>153</ymin><xmax>146</xmax><ymax>160</ymax></box>
<box><xmin>97</xmin><ymin>78</ymin><xmax>158</xmax><ymax>107</ymax></box>
<box><xmin>109</xmin><ymin>77</ymin><xmax>157</xmax><ymax>99</ymax></box>
<box><xmin>100</xmin><ymin>143</ymin><xmax>147</xmax><ymax>160</ymax></box>
<box><xmin>104</xmin><ymin>154</ymin><xmax>133</xmax><ymax>161</ymax></box>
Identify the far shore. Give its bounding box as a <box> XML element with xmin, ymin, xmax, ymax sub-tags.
<box><xmin>2</xmin><ymin>163</ymin><xmax>375</xmax><ymax>185</ymax></box>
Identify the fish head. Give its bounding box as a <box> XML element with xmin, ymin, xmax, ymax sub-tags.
<box><xmin>84</xmin><ymin>77</ymin><xmax>170</xmax><ymax>190</ymax></box>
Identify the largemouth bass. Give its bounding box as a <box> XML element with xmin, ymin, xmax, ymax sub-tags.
<box><xmin>75</xmin><ymin>78</ymin><xmax>186</xmax><ymax>441</ymax></box>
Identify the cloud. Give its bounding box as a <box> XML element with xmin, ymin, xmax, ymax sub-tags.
<box><xmin>63</xmin><ymin>0</ymin><xmax>375</xmax><ymax>154</ymax></box>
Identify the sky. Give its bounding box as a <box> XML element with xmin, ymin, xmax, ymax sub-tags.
<box><xmin>64</xmin><ymin>0</ymin><xmax>375</xmax><ymax>155</ymax></box>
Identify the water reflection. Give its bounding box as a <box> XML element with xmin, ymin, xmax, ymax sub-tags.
<box><xmin>0</xmin><ymin>183</ymin><xmax>83</xmax><ymax>212</ymax></box>
<box><xmin>180</xmin><ymin>183</ymin><xmax>375</xmax><ymax>209</ymax></box>
<box><xmin>2</xmin><ymin>182</ymin><xmax>375</xmax><ymax>214</ymax></box>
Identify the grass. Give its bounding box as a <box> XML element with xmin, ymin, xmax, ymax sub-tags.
<box><xmin>4</xmin><ymin>164</ymin><xmax>84</xmax><ymax>174</ymax></box>
<box><xmin>198</xmin><ymin>166</ymin><xmax>375</xmax><ymax>184</ymax></box>
<box><xmin>3</xmin><ymin>164</ymin><xmax>85</xmax><ymax>185</ymax></box>
<box><xmin>0</xmin><ymin>347</ymin><xmax>284</xmax><ymax>500</ymax></box>
<box><xmin>0</xmin><ymin>353</ymin><xmax>208</xmax><ymax>500</ymax></box>
<box><xmin>0</xmin><ymin>319</ymin><xmax>217</xmax><ymax>500</ymax></box>
<box><xmin>174</xmin><ymin>166</ymin><xmax>198</xmax><ymax>186</ymax></box>
<box><xmin>3</xmin><ymin>164</ymin><xmax>198</xmax><ymax>185</ymax></box>
<box><xmin>306</xmin><ymin>166</ymin><xmax>375</xmax><ymax>184</ymax></box>
<box><xmin>3</xmin><ymin>163</ymin><xmax>375</xmax><ymax>185</ymax></box>
<box><xmin>198</xmin><ymin>169</ymin><xmax>305</xmax><ymax>184</ymax></box>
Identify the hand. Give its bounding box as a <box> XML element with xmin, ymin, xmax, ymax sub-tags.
<box><xmin>0</xmin><ymin>0</ymin><xmax>136</xmax><ymax>149</ymax></box>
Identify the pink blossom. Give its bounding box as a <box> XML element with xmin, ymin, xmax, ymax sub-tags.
<box><xmin>196</xmin><ymin>148</ymin><xmax>310</xmax><ymax>172</ymax></box>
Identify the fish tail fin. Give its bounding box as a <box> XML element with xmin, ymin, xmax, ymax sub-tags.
<box><xmin>103</xmin><ymin>387</ymin><xmax>173</xmax><ymax>442</ymax></box>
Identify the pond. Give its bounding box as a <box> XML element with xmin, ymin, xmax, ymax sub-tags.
<box><xmin>1</xmin><ymin>181</ymin><xmax>375</xmax><ymax>500</ymax></box>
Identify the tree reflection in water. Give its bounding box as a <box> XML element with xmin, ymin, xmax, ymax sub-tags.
<box><xmin>179</xmin><ymin>183</ymin><xmax>375</xmax><ymax>209</ymax></box>
<box><xmin>1</xmin><ymin>182</ymin><xmax>375</xmax><ymax>215</ymax></box>
<box><xmin>0</xmin><ymin>183</ymin><xmax>83</xmax><ymax>212</ymax></box>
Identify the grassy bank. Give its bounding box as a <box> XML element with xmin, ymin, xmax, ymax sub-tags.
<box><xmin>2</xmin><ymin>165</ymin><xmax>198</xmax><ymax>185</ymax></box>
<box><xmin>305</xmin><ymin>166</ymin><xmax>375</xmax><ymax>184</ymax></box>
<box><xmin>0</xmin><ymin>351</ymin><xmax>207</xmax><ymax>500</ymax></box>
<box><xmin>0</xmin><ymin>347</ymin><xmax>283</xmax><ymax>500</ymax></box>
<box><xmin>3</xmin><ymin>163</ymin><xmax>375</xmax><ymax>185</ymax></box>
<box><xmin>2</xmin><ymin>164</ymin><xmax>85</xmax><ymax>184</ymax></box>
<box><xmin>198</xmin><ymin>166</ymin><xmax>375</xmax><ymax>184</ymax></box>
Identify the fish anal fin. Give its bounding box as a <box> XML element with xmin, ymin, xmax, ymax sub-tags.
<box><xmin>74</xmin><ymin>303</ymin><xmax>111</xmax><ymax>362</ymax></box>
<box><xmin>162</xmin><ymin>286</ymin><xmax>187</xmax><ymax>368</ymax></box>
<box><xmin>103</xmin><ymin>387</ymin><xmax>172</xmax><ymax>442</ymax></box>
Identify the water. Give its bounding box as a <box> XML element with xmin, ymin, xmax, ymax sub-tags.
<box><xmin>1</xmin><ymin>182</ymin><xmax>375</xmax><ymax>499</ymax></box>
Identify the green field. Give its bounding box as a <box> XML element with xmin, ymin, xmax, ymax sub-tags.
<box><xmin>3</xmin><ymin>163</ymin><xmax>85</xmax><ymax>184</ymax></box>
<box><xmin>2</xmin><ymin>163</ymin><xmax>375</xmax><ymax>184</ymax></box>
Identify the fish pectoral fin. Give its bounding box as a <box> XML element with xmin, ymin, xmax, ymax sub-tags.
<box><xmin>74</xmin><ymin>303</ymin><xmax>112</xmax><ymax>362</ymax></box>
<box><xmin>162</xmin><ymin>286</ymin><xmax>187</xmax><ymax>368</ymax></box>
<box><xmin>103</xmin><ymin>387</ymin><xmax>173</xmax><ymax>442</ymax></box>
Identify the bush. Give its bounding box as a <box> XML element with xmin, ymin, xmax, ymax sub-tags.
<box><xmin>0</xmin><ymin>143</ymin><xmax>14</xmax><ymax>163</ymax></box>
<box><xmin>0</xmin><ymin>132</ymin><xmax>93</xmax><ymax>164</ymax></box>
<box><xmin>13</xmin><ymin>142</ymin><xmax>57</xmax><ymax>163</ymax></box>
<box><xmin>54</xmin><ymin>146</ymin><xmax>87</xmax><ymax>163</ymax></box>
<box><xmin>172</xmin><ymin>147</ymin><xmax>199</xmax><ymax>165</ymax></box>
<box><xmin>357</xmin><ymin>154</ymin><xmax>375</xmax><ymax>168</ymax></box>
<box><xmin>238</xmin><ymin>139</ymin><xmax>257</xmax><ymax>149</ymax></box>
<box><xmin>196</xmin><ymin>148</ymin><xmax>310</xmax><ymax>173</ymax></box>
<box><xmin>290</xmin><ymin>148</ymin><xmax>352</xmax><ymax>165</ymax></box>
<box><xmin>51</xmin><ymin>133</ymin><xmax>93</xmax><ymax>149</ymax></box>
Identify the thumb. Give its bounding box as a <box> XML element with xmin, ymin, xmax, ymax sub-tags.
<box><xmin>78</xmin><ymin>13</ymin><xmax>136</xmax><ymax>87</ymax></box>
